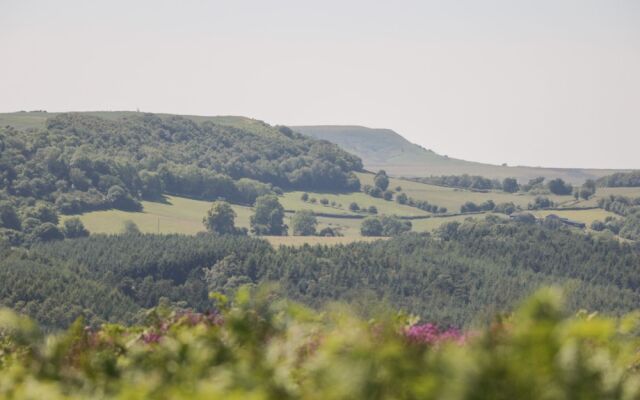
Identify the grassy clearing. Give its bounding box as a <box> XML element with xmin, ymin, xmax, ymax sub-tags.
<box><xmin>575</xmin><ymin>187</ymin><xmax>640</xmax><ymax>207</ymax></box>
<box><xmin>529</xmin><ymin>209</ymin><xmax>619</xmax><ymax>225</ymax></box>
<box><xmin>265</xmin><ymin>236</ymin><xmax>385</xmax><ymax>247</ymax></box>
<box><xmin>62</xmin><ymin>196</ymin><xmax>252</xmax><ymax>235</ymax></box>
<box><xmin>410</xmin><ymin>214</ymin><xmax>497</xmax><ymax>232</ymax></box>
<box><xmin>62</xmin><ymin>195</ymin><xmax>382</xmax><ymax>245</ymax></box>
<box><xmin>356</xmin><ymin>172</ymin><xmax>574</xmax><ymax>211</ymax></box>
<box><xmin>280</xmin><ymin>191</ymin><xmax>429</xmax><ymax>217</ymax></box>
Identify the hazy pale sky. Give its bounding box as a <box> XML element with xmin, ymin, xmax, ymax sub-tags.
<box><xmin>1</xmin><ymin>0</ymin><xmax>639</xmax><ymax>169</ymax></box>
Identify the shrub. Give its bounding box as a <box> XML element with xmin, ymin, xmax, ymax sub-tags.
<box><xmin>62</xmin><ymin>217</ymin><xmax>90</xmax><ymax>238</ymax></box>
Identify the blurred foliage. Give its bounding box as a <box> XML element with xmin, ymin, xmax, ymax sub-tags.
<box><xmin>1</xmin><ymin>287</ymin><xmax>640</xmax><ymax>399</ymax></box>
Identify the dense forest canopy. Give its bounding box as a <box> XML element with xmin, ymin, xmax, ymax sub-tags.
<box><xmin>0</xmin><ymin>112</ymin><xmax>362</xmax><ymax>207</ymax></box>
<box><xmin>0</xmin><ymin>113</ymin><xmax>362</xmax><ymax>245</ymax></box>
<box><xmin>2</xmin><ymin>217</ymin><xmax>639</xmax><ymax>331</ymax></box>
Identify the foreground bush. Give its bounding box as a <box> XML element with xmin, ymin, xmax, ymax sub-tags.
<box><xmin>1</xmin><ymin>287</ymin><xmax>640</xmax><ymax>399</ymax></box>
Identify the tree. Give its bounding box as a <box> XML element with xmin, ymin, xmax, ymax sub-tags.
<box><xmin>548</xmin><ymin>179</ymin><xmax>573</xmax><ymax>195</ymax></box>
<box><xmin>107</xmin><ymin>185</ymin><xmax>142</xmax><ymax>211</ymax></box>
<box><xmin>374</xmin><ymin>170</ymin><xmax>390</xmax><ymax>191</ymax></box>
<box><xmin>529</xmin><ymin>196</ymin><xmax>554</xmax><ymax>210</ymax></box>
<box><xmin>250</xmin><ymin>195</ymin><xmax>287</xmax><ymax>236</ymax></box>
<box><xmin>502</xmin><ymin>178</ymin><xmax>519</xmax><ymax>193</ymax></box>
<box><xmin>494</xmin><ymin>202</ymin><xmax>517</xmax><ymax>215</ymax></box>
<box><xmin>396</xmin><ymin>193</ymin><xmax>408</xmax><ymax>205</ymax></box>
<box><xmin>461</xmin><ymin>202</ymin><xmax>480</xmax><ymax>213</ymax></box>
<box><xmin>349</xmin><ymin>202</ymin><xmax>360</xmax><ymax>212</ymax></box>
<box><xmin>369</xmin><ymin>187</ymin><xmax>383</xmax><ymax>198</ymax></box>
<box><xmin>383</xmin><ymin>191</ymin><xmax>393</xmax><ymax>201</ymax></box>
<box><xmin>318</xmin><ymin>227</ymin><xmax>341</xmax><ymax>236</ymax></box>
<box><xmin>63</xmin><ymin>218</ymin><xmax>90</xmax><ymax>238</ymax></box>
<box><xmin>521</xmin><ymin>177</ymin><xmax>545</xmax><ymax>192</ymax></box>
<box><xmin>579</xmin><ymin>179</ymin><xmax>596</xmax><ymax>200</ymax></box>
<box><xmin>24</xmin><ymin>203</ymin><xmax>59</xmax><ymax>225</ymax></box>
<box><xmin>361</xmin><ymin>217</ymin><xmax>383</xmax><ymax>236</ymax></box>
<box><xmin>380</xmin><ymin>215</ymin><xmax>412</xmax><ymax>236</ymax></box>
<box><xmin>139</xmin><ymin>171</ymin><xmax>164</xmax><ymax>200</ymax></box>
<box><xmin>480</xmin><ymin>200</ymin><xmax>495</xmax><ymax>211</ymax></box>
<box><xmin>368</xmin><ymin>206</ymin><xmax>378</xmax><ymax>214</ymax></box>
<box><xmin>0</xmin><ymin>203</ymin><xmax>21</xmax><ymax>230</ymax></box>
<box><xmin>31</xmin><ymin>223</ymin><xmax>64</xmax><ymax>242</ymax></box>
<box><xmin>122</xmin><ymin>220</ymin><xmax>141</xmax><ymax>235</ymax></box>
<box><xmin>300</xmin><ymin>193</ymin><xmax>309</xmax><ymax>202</ymax></box>
<box><xmin>590</xmin><ymin>220</ymin><xmax>606</xmax><ymax>231</ymax></box>
<box><xmin>291</xmin><ymin>210</ymin><xmax>317</xmax><ymax>236</ymax></box>
<box><xmin>203</xmin><ymin>201</ymin><xmax>237</xmax><ymax>235</ymax></box>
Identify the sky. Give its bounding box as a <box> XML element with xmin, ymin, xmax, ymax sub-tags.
<box><xmin>1</xmin><ymin>0</ymin><xmax>639</xmax><ymax>169</ymax></box>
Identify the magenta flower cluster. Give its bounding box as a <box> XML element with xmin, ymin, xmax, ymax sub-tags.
<box><xmin>404</xmin><ymin>323</ymin><xmax>466</xmax><ymax>345</ymax></box>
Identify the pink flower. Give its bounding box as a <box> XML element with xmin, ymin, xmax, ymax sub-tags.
<box><xmin>141</xmin><ymin>331</ymin><xmax>162</xmax><ymax>344</ymax></box>
<box><xmin>404</xmin><ymin>323</ymin><xmax>466</xmax><ymax>346</ymax></box>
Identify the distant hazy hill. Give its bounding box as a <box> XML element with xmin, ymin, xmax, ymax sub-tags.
<box><xmin>294</xmin><ymin>125</ymin><xmax>624</xmax><ymax>183</ymax></box>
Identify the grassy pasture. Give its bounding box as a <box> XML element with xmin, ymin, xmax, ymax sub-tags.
<box><xmin>529</xmin><ymin>209</ymin><xmax>619</xmax><ymax>225</ymax></box>
<box><xmin>356</xmin><ymin>172</ymin><xmax>574</xmax><ymax>211</ymax></box>
<box><xmin>575</xmin><ymin>187</ymin><xmax>640</xmax><ymax>207</ymax></box>
<box><xmin>62</xmin><ymin>196</ymin><xmax>252</xmax><ymax>235</ymax></box>
<box><xmin>280</xmin><ymin>191</ymin><xmax>430</xmax><ymax>217</ymax></box>
<box><xmin>410</xmin><ymin>213</ymin><xmax>497</xmax><ymax>232</ymax></box>
<box><xmin>62</xmin><ymin>195</ymin><xmax>379</xmax><ymax>245</ymax></box>
<box><xmin>60</xmin><ymin>179</ymin><xmax>634</xmax><ymax>243</ymax></box>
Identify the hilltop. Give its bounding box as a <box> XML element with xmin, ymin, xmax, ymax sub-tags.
<box><xmin>294</xmin><ymin>125</ymin><xmax>625</xmax><ymax>184</ymax></box>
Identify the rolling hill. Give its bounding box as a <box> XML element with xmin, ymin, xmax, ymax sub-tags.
<box><xmin>293</xmin><ymin>125</ymin><xmax>626</xmax><ymax>184</ymax></box>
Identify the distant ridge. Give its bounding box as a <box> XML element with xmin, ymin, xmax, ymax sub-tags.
<box><xmin>293</xmin><ymin>125</ymin><xmax>627</xmax><ymax>183</ymax></box>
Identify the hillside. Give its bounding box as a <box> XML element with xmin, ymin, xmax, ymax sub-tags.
<box><xmin>3</xmin><ymin>111</ymin><xmax>636</xmax><ymax>248</ymax></box>
<box><xmin>294</xmin><ymin>125</ymin><xmax>625</xmax><ymax>183</ymax></box>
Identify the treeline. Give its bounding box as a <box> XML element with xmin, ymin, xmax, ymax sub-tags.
<box><xmin>0</xmin><ymin>114</ymin><xmax>362</xmax><ymax>210</ymax></box>
<box><xmin>413</xmin><ymin>174</ymin><xmax>504</xmax><ymax>191</ymax></box>
<box><xmin>594</xmin><ymin>195</ymin><xmax>640</xmax><ymax>241</ymax></box>
<box><xmin>4</xmin><ymin>216</ymin><xmax>640</xmax><ymax>330</ymax></box>
<box><xmin>413</xmin><ymin>174</ymin><xmax>583</xmax><ymax>197</ymax></box>
<box><xmin>366</xmin><ymin>171</ymin><xmax>448</xmax><ymax>213</ymax></box>
<box><xmin>597</xmin><ymin>171</ymin><xmax>640</xmax><ymax>187</ymax></box>
<box><xmin>0</xmin><ymin>113</ymin><xmax>362</xmax><ymax>244</ymax></box>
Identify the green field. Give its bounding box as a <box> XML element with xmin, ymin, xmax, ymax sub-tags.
<box><xmin>62</xmin><ymin>196</ymin><xmax>253</xmax><ymax>235</ymax></box>
<box><xmin>356</xmin><ymin>172</ymin><xmax>574</xmax><ymax>211</ymax></box>
<box><xmin>62</xmin><ymin>195</ymin><xmax>383</xmax><ymax>245</ymax></box>
<box><xmin>63</xmin><ymin>174</ymin><xmax>628</xmax><ymax>243</ymax></box>
<box><xmin>410</xmin><ymin>213</ymin><xmax>496</xmax><ymax>232</ymax></box>
<box><xmin>280</xmin><ymin>190</ymin><xmax>430</xmax><ymax>217</ymax></box>
<box><xmin>529</xmin><ymin>209</ymin><xmax>619</xmax><ymax>225</ymax></box>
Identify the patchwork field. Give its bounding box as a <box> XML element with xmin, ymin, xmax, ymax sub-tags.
<box><xmin>62</xmin><ymin>173</ymin><xmax>634</xmax><ymax>244</ymax></box>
